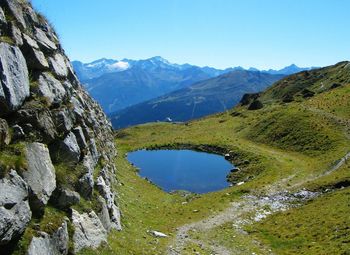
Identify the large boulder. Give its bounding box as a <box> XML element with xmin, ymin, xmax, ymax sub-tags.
<box><xmin>72</xmin><ymin>209</ymin><xmax>107</xmax><ymax>253</ymax></box>
<box><xmin>0</xmin><ymin>43</ymin><xmax>29</xmax><ymax>116</ymax></box>
<box><xmin>0</xmin><ymin>170</ymin><xmax>31</xmax><ymax>245</ymax></box>
<box><xmin>23</xmin><ymin>143</ymin><xmax>56</xmax><ymax>214</ymax></box>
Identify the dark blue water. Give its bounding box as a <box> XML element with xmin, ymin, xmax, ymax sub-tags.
<box><xmin>127</xmin><ymin>149</ymin><xmax>234</xmax><ymax>194</ymax></box>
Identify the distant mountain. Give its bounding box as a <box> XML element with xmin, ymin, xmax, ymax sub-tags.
<box><xmin>72</xmin><ymin>58</ymin><xmax>130</xmax><ymax>81</ymax></box>
<box><xmin>82</xmin><ymin>62</ymin><xmax>212</xmax><ymax>113</ymax></box>
<box><xmin>72</xmin><ymin>57</ymin><xmax>314</xmax><ymax>114</ymax></box>
<box><xmin>262</xmin><ymin>64</ymin><xmax>315</xmax><ymax>75</ymax></box>
<box><xmin>110</xmin><ymin>70</ymin><xmax>285</xmax><ymax>129</ymax></box>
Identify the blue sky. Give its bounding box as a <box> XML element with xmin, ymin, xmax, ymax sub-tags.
<box><xmin>31</xmin><ymin>0</ymin><xmax>350</xmax><ymax>69</ymax></box>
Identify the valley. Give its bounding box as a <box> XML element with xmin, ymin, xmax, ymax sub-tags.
<box><xmin>80</xmin><ymin>62</ymin><xmax>350</xmax><ymax>254</ymax></box>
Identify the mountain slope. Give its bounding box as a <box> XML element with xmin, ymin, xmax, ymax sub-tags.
<box><xmin>110</xmin><ymin>70</ymin><xmax>285</xmax><ymax>128</ymax></box>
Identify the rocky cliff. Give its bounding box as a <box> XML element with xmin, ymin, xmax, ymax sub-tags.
<box><xmin>0</xmin><ymin>0</ymin><xmax>121</xmax><ymax>254</ymax></box>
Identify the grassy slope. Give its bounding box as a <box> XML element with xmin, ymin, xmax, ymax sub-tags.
<box><xmin>82</xmin><ymin>63</ymin><xmax>350</xmax><ymax>254</ymax></box>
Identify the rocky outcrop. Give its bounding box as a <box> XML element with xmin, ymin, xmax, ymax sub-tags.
<box><xmin>0</xmin><ymin>0</ymin><xmax>120</xmax><ymax>253</ymax></box>
<box><xmin>96</xmin><ymin>175</ymin><xmax>122</xmax><ymax>231</ymax></box>
<box><xmin>72</xmin><ymin>209</ymin><xmax>107</xmax><ymax>253</ymax></box>
<box><xmin>239</xmin><ymin>92</ymin><xmax>260</xmax><ymax>106</ymax></box>
<box><xmin>0</xmin><ymin>170</ymin><xmax>31</xmax><ymax>245</ymax></box>
<box><xmin>247</xmin><ymin>99</ymin><xmax>264</xmax><ymax>110</ymax></box>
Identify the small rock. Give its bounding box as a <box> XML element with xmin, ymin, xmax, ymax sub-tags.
<box><xmin>0</xmin><ymin>118</ymin><xmax>10</xmax><ymax>147</ymax></box>
<box><xmin>11</xmin><ymin>124</ymin><xmax>25</xmax><ymax>141</ymax></box>
<box><xmin>150</xmin><ymin>231</ymin><xmax>168</xmax><ymax>238</ymax></box>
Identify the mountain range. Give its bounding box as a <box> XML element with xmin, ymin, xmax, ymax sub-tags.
<box><xmin>110</xmin><ymin>70</ymin><xmax>285</xmax><ymax>128</ymax></box>
<box><xmin>72</xmin><ymin>57</ymin><xmax>314</xmax><ymax>114</ymax></box>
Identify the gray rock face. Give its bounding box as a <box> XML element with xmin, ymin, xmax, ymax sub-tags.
<box><xmin>49</xmin><ymin>53</ymin><xmax>68</xmax><ymax>78</ymax></box>
<box><xmin>72</xmin><ymin>209</ymin><xmax>107</xmax><ymax>252</ymax></box>
<box><xmin>37</xmin><ymin>73</ymin><xmax>66</xmax><ymax>105</ymax></box>
<box><xmin>0</xmin><ymin>7</ymin><xmax>6</xmax><ymax>30</ymax></box>
<box><xmin>10</xmin><ymin>23</ymin><xmax>23</xmax><ymax>46</ymax></box>
<box><xmin>0</xmin><ymin>170</ymin><xmax>31</xmax><ymax>245</ymax></box>
<box><xmin>2</xmin><ymin>0</ymin><xmax>26</xmax><ymax>29</ymax></box>
<box><xmin>0</xmin><ymin>118</ymin><xmax>10</xmax><ymax>147</ymax></box>
<box><xmin>97</xmin><ymin>196</ymin><xmax>112</xmax><ymax>232</ymax></box>
<box><xmin>0</xmin><ymin>43</ymin><xmax>29</xmax><ymax>115</ymax></box>
<box><xmin>78</xmin><ymin>154</ymin><xmax>95</xmax><ymax>198</ymax></box>
<box><xmin>51</xmin><ymin>132</ymin><xmax>81</xmax><ymax>165</ymax></box>
<box><xmin>24</xmin><ymin>143</ymin><xmax>56</xmax><ymax>213</ymax></box>
<box><xmin>0</xmin><ymin>0</ymin><xmax>120</xmax><ymax>250</ymax></box>
<box><xmin>27</xmin><ymin>222</ymin><xmax>68</xmax><ymax>255</ymax></box>
<box><xmin>96</xmin><ymin>176</ymin><xmax>122</xmax><ymax>231</ymax></box>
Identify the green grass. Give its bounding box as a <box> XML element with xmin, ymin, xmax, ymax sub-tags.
<box><xmin>0</xmin><ymin>143</ymin><xmax>27</xmax><ymax>178</ymax></box>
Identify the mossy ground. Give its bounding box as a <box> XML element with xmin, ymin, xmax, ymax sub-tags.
<box><xmin>84</xmin><ymin>82</ymin><xmax>349</xmax><ymax>254</ymax></box>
